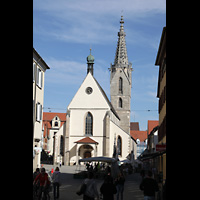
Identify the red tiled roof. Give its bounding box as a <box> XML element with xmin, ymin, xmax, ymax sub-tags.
<box><xmin>130</xmin><ymin>130</ymin><xmax>147</xmax><ymax>142</ymax></box>
<box><xmin>147</xmin><ymin>120</ymin><xmax>159</xmax><ymax>135</ymax></box>
<box><xmin>130</xmin><ymin>122</ymin><xmax>140</xmax><ymax>131</ymax></box>
<box><xmin>43</xmin><ymin>112</ymin><xmax>66</xmax><ymax>121</ymax></box>
<box><xmin>42</xmin><ymin>112</ymin><xmax>66</xmax><ymax>139</ymax></box>
<box><xmin>74</xmin><ymin>137</ymin><xmax>99</xmax><ymax>144</ymax></box>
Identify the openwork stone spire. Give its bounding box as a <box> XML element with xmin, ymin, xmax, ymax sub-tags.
<box><xmin>114</xmin><ymin>16</ymin><xmax>129</xmax><ymax>66</ymax></box>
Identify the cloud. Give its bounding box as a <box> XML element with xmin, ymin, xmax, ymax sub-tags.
<box><xmin>33</xmin><ymin>0</ymin><xmax>166</xmax><ymax>45</ymax></box>
<box><xmin>45</xmin><ymin>58</ymin><xmax>86</xmax><ymax>85</ymax></box>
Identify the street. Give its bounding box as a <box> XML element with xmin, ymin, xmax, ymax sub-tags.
<box><xmin>43</xmin><ymin>164</ymin><xmax>144</xmax><ymax>200</ymax></box>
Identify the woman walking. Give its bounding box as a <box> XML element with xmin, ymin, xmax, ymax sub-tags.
<box><xmin>52</xmin><ymin>167</ymin><xmax>61</xmax><ymax>200</ymax></box>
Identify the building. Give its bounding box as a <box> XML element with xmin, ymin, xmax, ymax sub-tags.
<box><xmin>130</xmin><ymin>129</ymin><xmax>147</xmax><ymax>158</ymax></box>
<box><xmin>63</xmin><ymin>16</ymin><xmax>137</xmax><ymax>166</ymax></box>
<box><xmin>33</xmin><ymin>48</ymin><xmax>50</xmax><ymax>170</ymax></box>
<box><xmin>130</xmin><ymin>121</ymin><xmax>159</xmax><ymax>158</ymax></box>
<box><xmin>155</xmin><ymin>26</ymin><xmax>166</xmax><ymax>183</ymax></box>
<box><xmin>42</xmin><ymin>112</ymin><xmax>66</xmax><ymax>164</ymax></box>
<box><xmin>109</xmin><ymin>16</ymin><xmax>133</xmax><ymax>134</ymax></box>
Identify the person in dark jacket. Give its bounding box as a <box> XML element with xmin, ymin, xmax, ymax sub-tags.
<box><xmin>139</xmin><ymin>170</ymin><xmax>159</xmax><ymax>200</ymax></box>
<box><xmin>100</xmin><ymin>175</ymin><xmax>117</xmax><ymax>200</ymax></box>
<box><xmin>115</xmin><ymin>172</ymin><xmax>125</xmax><ymax>200</ymax></box>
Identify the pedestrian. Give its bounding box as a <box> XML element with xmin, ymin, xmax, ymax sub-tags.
<box><xmin>115</xmin><ymin>172</ymin><xmax>125</xmax><ymax>200</ymax></box>
<box><xmin>60</xmin><ymin>160</ymin><xmax>62</xmax><ymax>168</ymax></box>
<box><xmin>83</xmin><ymin>172</ymin><xmax>99</xmax><ymax>200</ymax></box>
<box><xmin>52</xmin><ymin>167</ymin><xmax>61</xmax><ymax>200</ymax></box>
<box><xmin>33</xmin><ymin>167</ymin><xmax>51</xmax><ymax>200</ymax></box>
<box><xmin>100</xmin><ymin>174</ymin><xmax>117</xmax><ymax>200</ymax></box>
<box><xmin>139</xmin><ymin>170</ymin><xmax>159</xmax><ymax>200</ymax></box>
<box><xmin>33</xmin><ymin>168</ymin><xmax>40</xmax><ymax>181</ymax></box>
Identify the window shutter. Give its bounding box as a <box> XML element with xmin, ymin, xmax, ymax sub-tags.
<box><xmin>40</xmin><ymin>71</ymin><xmax>43</xmax><ymax>88</ymax></box>
<box><xmin>36</xmin><ymin>67</ymin><xmax>39</xmax><ymax>86</ymax></box>
<box><xmin>36</xmin><ymin>103</ymin><xmax>40</xmax><ymax>121</ymax></box>
<box><xmin>33</xmin><ymin>63</ymin><xmax>36</xmax><ymax>81</ymax></box>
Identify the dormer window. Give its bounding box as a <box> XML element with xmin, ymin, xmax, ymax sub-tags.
<box><xmin>54</xmin><ymin>121</ymin><xmax>58</xmax><ymax>127</ymax></box>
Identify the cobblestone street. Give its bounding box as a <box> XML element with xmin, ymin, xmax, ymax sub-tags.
<box><xmin>43</xmin><ymin>165</ymin><xmax>143</xmax><ymax>200</ymax></box>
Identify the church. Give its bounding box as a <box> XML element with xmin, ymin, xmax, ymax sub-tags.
<box><xmin>47</xmin><ymin>16</ymin><xmax>137</xmax><ymax>166</ymax></box>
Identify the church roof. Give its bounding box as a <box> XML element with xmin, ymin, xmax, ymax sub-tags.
<box><xmin>93</xmin><ymin>76</ymin><xmax>120</xmax><ymax>120</ymax></box>
<box><xmin>74</xmin><ymin>137</ymin><xmax>99</xmax><ymax>144</ymax></box>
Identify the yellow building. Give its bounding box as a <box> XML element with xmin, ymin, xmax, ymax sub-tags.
<box><xmin>155</xmin><ymin>27</ymin><xmax>166</xmax><ymax>184</ymax></box>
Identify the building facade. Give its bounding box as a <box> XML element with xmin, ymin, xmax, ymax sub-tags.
<box><xmin>62</xmin><ymin>16</ymin><xmax>136</xmax><ymax>166</ymax></box>
<box><xmin>33</xmin><ymin>48</ymin><xmax>50</xmax><ymax>170</ymax></box>
<box><xmin>155</xmin><ymin>26</ymin><xmax>166</xmax><ymax>183</ymax></box>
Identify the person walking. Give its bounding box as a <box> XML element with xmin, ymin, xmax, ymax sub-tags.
<box><xmin>139</xmin><ymin>170</ymin><xmax>159</xmax><ymax>200</ymax></box>
<box><xmin>33</xmin><ymin>168</ymin><xmax>40</xmax><ymax>181</ymax></box>
<box><xmin>33</xmin><ymin>167</ymin><xmax>51</xmax><ymax>200</ymax></box>
<box><xmin>83</xmin><ymin>172</ymin><xmax>99</xmax><ymax>200</ymax></box>
<box><xmin>115</xmin><ymin>172</ymin><xmax>125</xmax><ymax>200</ymax></box>
<box><xmin>52</xmin><ymin>167</ymin><xmax>61</xmax><ymax>200</ymax></box>
<box><xmin>100</xmin><ymin>174</ymin><xmax>117</xmax><ymax>200</ymax></box>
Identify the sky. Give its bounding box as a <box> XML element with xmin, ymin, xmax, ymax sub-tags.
<box><xmin>33</xmin><ymin>0</ymin><xmax>166</xmax><ymax>131</ymax></box>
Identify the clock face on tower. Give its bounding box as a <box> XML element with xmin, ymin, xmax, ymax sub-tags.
<box><xmin>86</xmin><ymin>87</ymin><xmax>93</xmax><ymax>94</ymax></box>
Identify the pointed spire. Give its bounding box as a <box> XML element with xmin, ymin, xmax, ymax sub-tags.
<box><xmin>114</xmin><ymin>16</ymin><xmax>128</xmax><ymax>66</ymax></box>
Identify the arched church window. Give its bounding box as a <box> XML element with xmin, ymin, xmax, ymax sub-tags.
<box><xmin>54</xmin><ymin>121</ymin><xmax>58</xmax><ymax>127</ymax></box>
<box><xmin>119</xmin><ymin>77</ymin><xmax>123</xmax><ymax>94</ymax></box>
<box><xmin>60</xmin><ymin>136</ymin><xmax>64</xmax><ymax>156</ymax></box>
<box><xmin>85</xmin><ymin>112</ymin><xmax>93</xmax><ymax>136</ymax></box>
<box><xmin>119</xmin><ymin>98</ymin><xmax>123</xmax><ymax>108</ymax></box>
<box><xmin>117</xmin><ymin>136</ymin><xmax>122</xmax><ymax>156</ymax></box>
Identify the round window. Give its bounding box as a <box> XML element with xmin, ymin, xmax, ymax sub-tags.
<box><xmin>86</xmin><ymin>87</ymin><xmax>93</xmax><ymax>94</ymax></box>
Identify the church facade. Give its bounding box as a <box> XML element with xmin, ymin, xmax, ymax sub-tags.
<box><xmin>51</xmin><ymin>16</ymin><xmax>137</xmax><ymax>166</ymax></box>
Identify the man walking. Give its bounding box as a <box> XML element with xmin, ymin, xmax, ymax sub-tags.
<box><xmin>139</xmin><ymin>170</ymin><xmax>159</xmax><ymax>200</ymax></box>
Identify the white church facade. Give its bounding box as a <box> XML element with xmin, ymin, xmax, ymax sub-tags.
<box><xmin>44</xmin><ymin>16</ymin><xmax>137</xmax><ymax>166</ymax></box>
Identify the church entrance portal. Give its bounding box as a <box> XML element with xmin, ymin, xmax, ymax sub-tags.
<box><xmin>84</xmin><ymin>151</ymin><xmax>91</xmax><ymax>158</ymax></box>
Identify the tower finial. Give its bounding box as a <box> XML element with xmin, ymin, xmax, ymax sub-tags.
<box><xmin>90</xmin><ymin>48</ymin><xmax>92</xmax><ymax>55</ymax></box>
<box><xmin>120</xmin><ymin>15</ymin><xmax>124</xmax><ymax>24</ymax></box>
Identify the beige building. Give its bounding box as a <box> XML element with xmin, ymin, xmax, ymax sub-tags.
<box><xmin>33</xmin><ymin>48</ymin><xmax>50</xmax><ymax>170</ymax></box>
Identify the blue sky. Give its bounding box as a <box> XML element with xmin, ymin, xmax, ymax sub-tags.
<box><xmin>33</xmin><ymin>0</ymin><xmax>166</xmax><ymax>131</ymax></box>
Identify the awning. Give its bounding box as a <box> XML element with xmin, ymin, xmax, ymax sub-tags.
<box><xmin>79</xmin><ymin>156</ymin><xmax>116</xmax><ymax>163</ymax></box>
<box><xmin>139</xmin><ymin>150</ymin><xmax>166</xmax><ymax>161</ymax></box>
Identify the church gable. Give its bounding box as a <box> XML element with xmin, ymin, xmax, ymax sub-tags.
<box><xmin>68</xmin><ymin>72</ymin><xmax>111</xmax><ymax>110</ymax></box>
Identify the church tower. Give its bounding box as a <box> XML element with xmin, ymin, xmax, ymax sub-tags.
<box><xmin>109</xmin><ymin>16</ymin><xmax>133</xmax><ymax>134</ymax></box>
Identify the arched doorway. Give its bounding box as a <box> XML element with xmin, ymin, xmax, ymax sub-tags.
<box><xmin>84</xmin><ymin>151</ymin><xmax>91</xmax><ymax>158</ymax></box>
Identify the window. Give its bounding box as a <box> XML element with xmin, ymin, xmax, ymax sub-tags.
<box><xmin>36</xmin><ymin>102</ymin><xmax>42</xmax><ymax>122</ymax></box>
<box><xmin>85</xmin><ymin>112</ymin><xmax>93</xmax><ymax>136</ymax></box>
<box><xmin>54</xmin><ymin>122</ymin><xmax>58</xmax><ymax>127</ymax></box>
<box><xmin>119</xmin><ymin>77</ymin><xmax>123</xmax><ymax>94</ymax></box>
<box><xmin>60</xmin><ymin>136</ymin><xmax>64</xmax><ymax>156</ymax></box>
<box><xmin>119</xmin><ymin>98</ymin><xmax>123</xmax><ymax>108</ymax></box>
<box><xmin>37</xmin><ymin>67</ymin><xmax>43</xmax><ymax>88</ymax></box>
<box><xmin>117</xmin><ymin>136</ymin><xmax>122</xmax><ymax>156</ymax></box>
